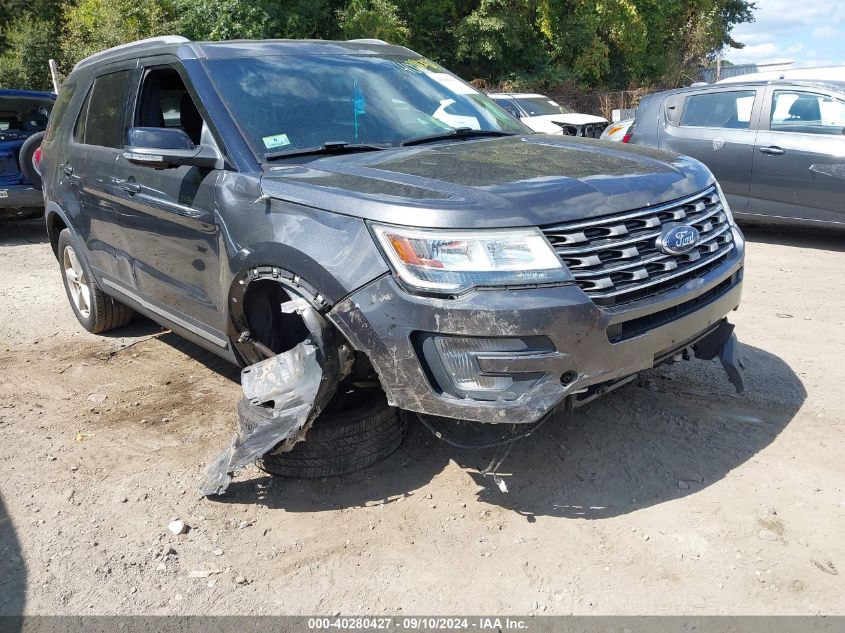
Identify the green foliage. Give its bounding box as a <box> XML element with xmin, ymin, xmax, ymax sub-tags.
<box><xmin>177</xmin><ymin>0</ymin><xmax>343</xmax><ymax>41</ymax></box>
<box><xmin>60</xmin><ymin>0</ymin><xmax>176</xmax><ymax>71</ymax></box>
<box><xmin>338</xmin><ymin>0</ymin><xmax>410</xmax><ymax>44</ymax></box>
<box><xmin>0</xmin><ymin>17</ymin><xmax>60</xmax><ymax>90</ymax></box>
<box><xmin>0</xmin><ymin>0</ymin><xmax>756</xmax><ymax>92</ymax></box>
<box><xmin>456</xmin><ymin>0</ymin><xmax>549</xmax><ymax>79</ymax></box>
<box><xmin>177</xmin><ymin>0</ymin><xmax>274</xmax><ymax>41</ymax></box>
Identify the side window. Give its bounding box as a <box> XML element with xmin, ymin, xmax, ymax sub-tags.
<box><xmin>73</xmin><ymin>70</ymin><xmax>132</xmax><ymax>148</ymax></box>
<box><xmin>72</xmin><ymin>89</ymin><xmax>91</xmax><ymax>144</ymax></box>
<box><xmin>44</xmin><ymin>82</ymin><xmax>75</xmax><ymax>142</ymax></box>
<box><xmin>135</xmin><ymin>67</ymin><xmax>204</xmax><ymax>145</ymax></box>
<box><xmin>770</xmin><ymin>91</ymin><xmax>845</xmax><ymax>135</ymax></box>
<box><xmin>680</xmin><ymin>90</ymin><xmax>756</xmax><ymax>130</ymax></box>
<box><xmin>495</xmin><ymin>99</ymin><xmax>522</xmax><ymax>119</ymax></box>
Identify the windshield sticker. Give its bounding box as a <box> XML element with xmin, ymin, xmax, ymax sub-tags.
<box><xmin>262</xmin><ymin>133</ymin><xmax>291</xmax><ymax>149</ymax></box>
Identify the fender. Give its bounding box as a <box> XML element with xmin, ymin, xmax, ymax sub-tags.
<box><xmin>44</xmin><ymin>200</ymin><xmax>80</xmax><ymax>257</ymax></box>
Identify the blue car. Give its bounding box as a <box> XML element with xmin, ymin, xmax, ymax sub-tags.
<box><xmin>0</xmin><ymin>88</ymin><xmax>55</xmax><ymax>218</ymax></box>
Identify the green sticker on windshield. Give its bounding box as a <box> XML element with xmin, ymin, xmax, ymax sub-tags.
<box><xmin>262</xmin><ymin>133</ymin><xmax>291</xmax><ymax>149</ymax></box>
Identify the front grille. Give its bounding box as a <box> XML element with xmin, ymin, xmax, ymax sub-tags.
<box><xmin>542</xmin><ymin>186</ymin><xmax>735</xmax><ymax>306</ymax></box>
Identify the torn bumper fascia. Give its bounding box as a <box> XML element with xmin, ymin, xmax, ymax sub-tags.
<box><xmin>200</xmin><ymin>300</ymin><xmax>344</xmax><ymax>496</ymax></box>
<box><xmin>328</xmin><ymin>234</ymin><xmax>744</xmax><ymax>424</ymax></box>
<box><xmin>692</xmin><ymin>319</ymin><xmax>745</xmax><ymax>393</ymax></box>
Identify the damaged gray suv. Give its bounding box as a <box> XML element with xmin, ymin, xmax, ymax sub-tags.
<box><xmin>40</xmin><ymin>37</ymin><xmax>746</xmax><ymax>493</ymax></box>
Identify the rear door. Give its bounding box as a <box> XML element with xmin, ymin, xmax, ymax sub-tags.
<box><xmin>61</xmin><ymin>64</ymin><xmax>137</xmax><ymax>280</ymax></box>
<box><xmin>658</xmin><ymin>88</ymin><xmax>763</xmax><ymax>213</ymax></box>
<box><xmin>748</xmin><ymin>87</ymin><xmax>845</xmax><ymax>225</ymax></box>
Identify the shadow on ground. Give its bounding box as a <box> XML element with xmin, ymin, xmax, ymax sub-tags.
<box><xmin>0</xmin><ymin>218</ymin><xmax>48</xmax><ymax>247</ymax></box>
<box><xmin>0</xmin><ymin>493</ymin><xmax>25</xmax><ymax>619</ymax></box>
<box><xmin>215</xmin><ymin>343</ymin><xmax>804</xmax><ymax>521</ymax></box>
<box><xmin>741</xmin><ymin>224</ymin><xmax>845</xmax><ymax>253</ymax></box>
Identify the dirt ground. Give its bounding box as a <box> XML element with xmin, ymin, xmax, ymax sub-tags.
<box><xmin>0</xmin><ymin>218</ymin><xmax>842</xmax><ymax>616</ymax></box>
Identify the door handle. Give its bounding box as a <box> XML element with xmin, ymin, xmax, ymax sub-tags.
<box><xmin>62</xmin><ymin>164</ymin><xmax>74</xmax><ymax>176</ymax></box>
<box><xmin>117</xmin><ymin>179</ymin><xmax>141</xmax><ymax>194</ymax></box>
<box><xmin>759</xmin><ymin>146</ymin><xmax>785</xmax><ymax>156</ymax></box>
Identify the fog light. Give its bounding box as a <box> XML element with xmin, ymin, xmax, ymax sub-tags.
<box><xmin>433</xmin><ymin>336</ymin><xmax>527</xmax><ymax>394</ymax></box>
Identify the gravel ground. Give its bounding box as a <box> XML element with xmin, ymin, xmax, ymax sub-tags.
<box><xmin>0</xmin><ymin>218</ymin><xmax>843</xmax><ymax>615</ymax></box>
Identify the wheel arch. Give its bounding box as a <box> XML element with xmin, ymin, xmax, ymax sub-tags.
<box><xmin>227</xmin><ymin>264</ymin><xmax>338</xmax><ymax>367</ymax></box>
<box><xmin>44</xmin><ymin>201</ymin><xmax>76</xmax><ymax>258</ymax></box>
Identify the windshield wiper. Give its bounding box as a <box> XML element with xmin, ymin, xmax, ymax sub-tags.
<box><xmin>400</xmin><ymin>128</ymin><xmax>517</xmax><ymax>147</ymax></box>
<box><xmin>265</xmin><ymin>141</ymin><xmax>388</xmax><ymax>161</ymax></box>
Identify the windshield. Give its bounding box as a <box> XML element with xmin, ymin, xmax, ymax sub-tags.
<box><xmin>205</xmin><ymin>55</ymin><xmax>529</xmax><ymax>158</ymax></box>
<box><xmin>512</xmin><ymin>97</ymin><xmax>572</xmax><ymax>117</ymax></box>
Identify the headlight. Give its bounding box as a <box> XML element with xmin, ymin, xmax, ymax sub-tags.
<box><xmin>370</xmin><ymin>223</ymin><xmax>572</xmax><ymax>294</ymax></box>
<box><xmin>714</xmin><ymin>182</ymin><xmax>736</xmax><ymax>226</ymax></box>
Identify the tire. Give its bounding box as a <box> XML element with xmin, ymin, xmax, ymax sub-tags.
<box><xmin>237</xmin><ymin>388</ymin><xmax>408</xmax><ymax>479</ymax></box>
<box><xmin>19</xmin><ymin>132</ymin><xmax>44</xmax><ymax>190</ymax></box>
<box><xmin>57</xmin><ymin>229</ymin><xmax>134</xmax><ymax>333</ymax></box>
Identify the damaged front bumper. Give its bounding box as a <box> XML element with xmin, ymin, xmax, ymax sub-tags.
<box><xmin>200</xmin><ymin>298</ymin><xmax>345</xmax><ymax>496</ymax></box>
<box><xmin>329</xmin><ymin>235</ymin><xmax>745</xmax><ymax>425</ymax></box>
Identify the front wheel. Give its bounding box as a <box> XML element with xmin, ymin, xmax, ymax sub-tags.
<box><xmin>57</xmin><ymin>229</ymin><xmax>134</xmax><ymax>333</ymax></box>
<box><xmin>239</xmin><ymin>387</ymin><xmax>408</xmax><ymax>479</ymax></box>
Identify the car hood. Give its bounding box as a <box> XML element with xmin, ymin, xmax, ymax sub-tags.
<box><xmin>260</xmin><ymin>134</ymin><xmax>714</xmax><ymax>229</ymax></box>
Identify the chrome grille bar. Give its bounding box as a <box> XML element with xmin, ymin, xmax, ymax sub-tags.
<box><xmin>541</xmin><ymin>186</ymin><xmax>735</xmax><ymax>306</ymax></box>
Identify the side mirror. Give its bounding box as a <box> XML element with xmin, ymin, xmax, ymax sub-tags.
<box><xmin>123</xmin><ymin>127</ymin><xmax>221</xmax><ymax>169</ymax></box>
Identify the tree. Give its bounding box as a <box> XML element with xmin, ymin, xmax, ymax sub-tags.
<box><xmin>338</xmin><ymin>0</ymin><xmax>410</xmax><ymax>44</ymax></box>
<box><xmin>0</xmin><ymin>17</ymin><xmax>60</xmax><ymax>90</ymax></box>
<box><xmin>60</xmin><ymin>0</ymin><xmax>175</xmax><ymax>72</ymax></box>
<box><xmin>456</xmin><ymin>0</ymin><xmax>549</xmax><ymax>81</ymax></box>
<box><xmin>0</xmin><ymin>0</ymin><xmax>758</xmax><ymax>93</ymax></box>
<box><xmin>177</xmin><ymin>0</ymin><xmax>343</xmax><ymax>42</ymax></box>
<box><xmin>177</xmin><ymin>0</ymin><xmax>276</xmax><ymax>41</ymax></box>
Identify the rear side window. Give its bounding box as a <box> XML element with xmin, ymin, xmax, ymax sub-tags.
<box><xmin>770</xmin><ymin>91</ymin><xmax>845</xmax><ymax>135</ymax></box>
<box><xmin>73</xmin><ymin>70</ymin><xmax>132</xmax><ymax>148</ymax></box>
<box><xmin>680</xmin><ymin>91</ymin><xmax>756</xmax><ymax>130</ymax></box>
<box><xmin>44</xmin><ymin>83</ymin><xmax>75</xmax><ymax>142</ymax></box>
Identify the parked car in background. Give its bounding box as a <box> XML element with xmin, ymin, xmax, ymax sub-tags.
<box><xmin>600</xmin><ymin>118</ymin><xmax>634</xmax><ymax>142</ymax></box>
<box><xmin>628</xmin><ymin>80</ymin><xmax>845</xmax><ymax>229</ymax></box>
<box><xmin>0</xmin><ymin>89</ymin><xmax>55</xmax><ymax>219</ymax></box>
<box><xmin>489</xmin><ymin>92</ymin><xmax>608</xmax><ymax>137</ymax></box>
<box><xmin>717</xmin><ymin>65</ymin><xmax>845</xmax><ymax>85</ymax></box>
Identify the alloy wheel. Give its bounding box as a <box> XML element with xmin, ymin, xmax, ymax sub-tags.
<box><xmin>63</xmin><ymin>245</ymin><xmax>91</xmax><ymax>318</ymax></box>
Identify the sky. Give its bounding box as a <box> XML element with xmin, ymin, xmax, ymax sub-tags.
<box><xmin>726</xmin><ymin>0</ymin><xmax>845</xmax><ymax>68</ymax></box>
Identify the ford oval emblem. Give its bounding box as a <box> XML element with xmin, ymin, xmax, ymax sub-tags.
<box><xmin>657</xmin><ymin>224</ymin><xmax>700</xmax><ymax>255</ymax></box>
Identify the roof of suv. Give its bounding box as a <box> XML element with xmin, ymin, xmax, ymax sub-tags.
<box><xmin>650</xmin><ymin>79</ymin><xmax>845</xmax><ymax>99</ymax></box>
<box><xmin>72</xmin><ymin>36</ymin><xmax>417</xmax><ymax>73</ymax></box>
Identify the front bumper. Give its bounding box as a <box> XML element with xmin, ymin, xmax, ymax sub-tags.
<box><xmin>329</xmin><ymin>228</ymin><xmax>745</xmax><ymax>424</ymax></box>
<box><xmin>0</xmin><ymin>184</ymin><xmax>43</xmax><ymax>214</ymax></box>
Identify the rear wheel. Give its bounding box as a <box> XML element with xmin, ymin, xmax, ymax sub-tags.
<box><xmin>238</xmin><ymin>387</ymin><xmax>407</xmax><ymax>479</ymax></box>
<box><xmin>57</xmin><ymin>229</ymin><xmax>133</xmax><ymax>333</ymax></box>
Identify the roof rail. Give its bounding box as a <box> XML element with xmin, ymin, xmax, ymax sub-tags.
<box><xmin>73</xmin><ymin>35</ymin><xmax>190</xmax><ymax>71</ymax></box>
<box><xmin>347</xmin><ymin>38</ymin><xmax>388</xmax><ymax>45</ymax></box>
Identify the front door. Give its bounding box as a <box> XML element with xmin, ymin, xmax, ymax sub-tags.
<box><xmin>106</xmin><ymin>63</ymin><xmax>227</xmax><ymax>348</ymax></box>
<box><xmin>748</xmin><ymin>87</ymin><xmax>845</xmax><ymax>225</ymax></box>
<box><xmin>658</xmin><ymin>88</ymin><xmax>762</xmax><ymax>213</ymax></box>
